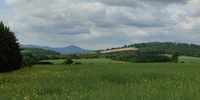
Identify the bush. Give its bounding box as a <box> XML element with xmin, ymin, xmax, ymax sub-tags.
<box><xmin>0</xmin><ymin>22</ymin><xmax>22</xmax><ymax>72</ymax></box>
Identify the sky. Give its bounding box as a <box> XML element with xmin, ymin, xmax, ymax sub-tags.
<box><xmin>0</xmin><ymin>0</ymin><xmax>200</xmax><ymax>49</ymax></box>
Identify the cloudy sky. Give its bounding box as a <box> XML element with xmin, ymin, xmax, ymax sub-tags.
<box><xmin>0</xmin><ymin>0</ymin><xmax>200</xmax><ymax>49</ymax></box>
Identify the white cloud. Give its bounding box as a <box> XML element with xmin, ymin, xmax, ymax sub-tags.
<box><xmin>1</xmin><ymin>0</ymin><xmax>200</xmax><ymax>49</ymax></box>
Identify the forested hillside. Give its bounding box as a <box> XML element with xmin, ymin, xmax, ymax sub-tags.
<box><xmin>128</xmin><ymin>42</ymin><xmax>200</xmax><ymax>57</ymax></box>
<box><xmin>22</xmin><ymin>48</ymin><xmax>60</xmax><ymax>55</ymax></box>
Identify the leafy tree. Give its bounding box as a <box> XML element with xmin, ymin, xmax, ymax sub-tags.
<box><xmin>0</xmin><ymin>21</ymin><xmax>22</xmax><ymax>72</ymax></box>
<box><xmin>63</xmin><ymin>58</ymin><xmax>74</xmax><ymax>66</ymax></box>
<box><xmin>172</xmin><ymin>52</ymin><xmax>180</xmax><ymax>63</ymax></box>
<box><xmin>22</xmin><ymin>53</ymin><xmax>36</xmax><ymax>67</ymax></box>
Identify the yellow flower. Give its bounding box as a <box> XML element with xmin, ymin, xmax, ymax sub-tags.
<box><xmin>24</xmin><ymin>96</ymin><xmax>30</xmax><ymax>100</ymax></box>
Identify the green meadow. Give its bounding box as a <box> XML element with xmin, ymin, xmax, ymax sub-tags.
<box><xmin>1</xmin><ymin>58</ymin><xmax>200</xmax><ymax>100</ymax></box>
<box><xmin>179</xmin><ymin>56</ymin><xmax>200</xmax><ymax>63</ymax></box>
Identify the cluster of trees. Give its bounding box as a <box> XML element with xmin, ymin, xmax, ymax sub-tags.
<box><xmin>105</xmin><ymin>51</ymin><xmax>179</xmax><ymax>63</ymax></box>
<box><xmin>104</xmin><ymin>51</ymin><xmax>135</xmax><ymax>62</ymax></box>
<box><xmin>21</xmin><ymin>48</ymin><xmax>61</xmax><ymax>61</ymax></box>
<box><xmin>21</xmin><ymin>54</ymin><xmax>79</xmax><ymax>66</ymax></box>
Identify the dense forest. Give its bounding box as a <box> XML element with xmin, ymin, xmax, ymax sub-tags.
<box><xmin>127</xmin><ymin>42</ymin><xmax>200</xmax><ymax>57</ymax></box>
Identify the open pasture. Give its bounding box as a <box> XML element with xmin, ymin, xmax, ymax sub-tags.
<box><xmin>0</xmin><ymin>58</ymin><xmax>200</xmax><ymax>100</ymax></box>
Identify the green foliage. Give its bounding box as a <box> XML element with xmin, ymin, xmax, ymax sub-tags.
<box><xmin>134</xmin><ymin>54</ymin><xmax>172</xmax><ymax>63</ymax></box>
<box><xmin>63</xmin><ymin>58</ymin><xmax>74</xmax><ymax>66</ymax></box>
<box><xmin>22</xmin><ymin>53</ymin><xmax>37</xmax><ymax>67</ymax></box>
<box><xmin>104</xmin><ymin>51</ymin><xmax>172</xmax><ymax>63</ymax></box>
<box><xmin>48</xmin><ymin>55</ymin><xmax>60</xmax><ymax>60</ymax></box>
<box><xmin>34</xmin><ymin>55</ymin><xmax>49</xmax><ymax>60</ymax></box>
<box><xmin>172</xmin><ymin>52</ymin><xmax>180</xmax><ymax>63</ymax></box>
<box><xmin>0</xmin><ymin>21</ymin><xmax>22</xmax><ymax>72</ymax></box>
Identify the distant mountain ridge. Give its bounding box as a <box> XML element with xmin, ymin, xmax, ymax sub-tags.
<box><xmin>21</xmin><ymin>45</ymin><xmax>92</xmax><ymax>54</ymax></box>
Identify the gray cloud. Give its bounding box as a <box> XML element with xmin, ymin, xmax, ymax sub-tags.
<box><xmin>1</xmin><ymin>0</ymin><xmax>200</xmax><ymax>49</ymax></box>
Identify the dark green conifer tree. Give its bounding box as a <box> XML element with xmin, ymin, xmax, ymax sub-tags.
<box><xmin>0</xmin><ymin>21</ymin><xmax>22</xmax><ymax>72</ymax></box>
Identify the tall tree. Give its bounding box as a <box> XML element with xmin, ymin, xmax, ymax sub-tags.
<box><xmin>0</xmin><ymin>21</ymin><xmax>22</xmax><ymax>72</ymax></box>
<box><xmin>63</xmin><ymin>58</ymin><xmax>73</xmax><ymax>66</ymax></box>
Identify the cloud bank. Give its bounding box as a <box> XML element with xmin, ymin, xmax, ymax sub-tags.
<box><xmin>1</xmin><ymin>0</ymin><xmax>200</xmax><ymax>49</ymax></box>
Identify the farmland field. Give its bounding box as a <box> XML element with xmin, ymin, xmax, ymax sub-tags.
<box><xmin>1</xmin><ymin>58</ymin><xmax>200</xmax><ymax>100</ymax></box>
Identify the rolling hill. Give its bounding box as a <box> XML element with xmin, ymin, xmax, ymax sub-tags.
<box><xmin>127</xmin><ymin>42</ymin><xmax>200</xmax><ymax>57</ymax></box>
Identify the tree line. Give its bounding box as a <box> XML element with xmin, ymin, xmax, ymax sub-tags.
<box><xmin>104</xmin><ymin>51</ymin><xmax>179</xmax><ymax>63</ymax></box>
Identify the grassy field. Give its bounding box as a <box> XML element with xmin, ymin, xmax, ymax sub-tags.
<box><xmin>179</xmin><ymin>56</ymin><xmax>200</xmax><ymax>63</ymax></box>
<box><xmin>1</xmin><ymin>58</ymin><xmax>200</xmax><ymax>99</ymax></box>
<box><xmin>163</xmin><ymin>54</ymin><xmax>200</xmax><ymax>63</ymax></box>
